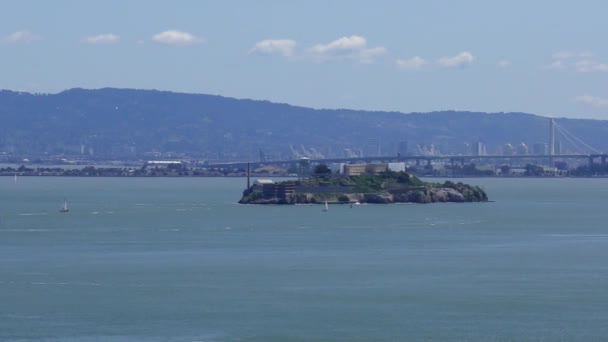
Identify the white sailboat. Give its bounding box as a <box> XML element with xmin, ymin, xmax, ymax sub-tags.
<box><xmin>59</xmin><ymin>198</ymin><xmax>69</xmax><ymax>213</ymax></box>
<box><xmin>13</xmin><ymin>173</ymin><xmax>17</xmax><ymax>184</ymax></box>
<box><xmin>322</xmin><ymin>200</ymin><xmax>329</xmax><ymax>212</ymax></box>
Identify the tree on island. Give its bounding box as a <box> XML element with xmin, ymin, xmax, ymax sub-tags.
<box><xmin>313</xmin><ymin>164</ymin><xmax>332</xmax><ymax>175</ymax></box>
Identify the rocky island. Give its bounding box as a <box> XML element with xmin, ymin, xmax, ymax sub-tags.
<box><xmin>239</xmin><ymin>169</ymin><xmax>488</xmax><ymax>205</ymax></box>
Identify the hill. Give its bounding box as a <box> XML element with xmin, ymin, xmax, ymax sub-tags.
<box><xmin>0</xmin><ymin>88</ymin><xmax>606</xmax><ymax>160</ymax></box>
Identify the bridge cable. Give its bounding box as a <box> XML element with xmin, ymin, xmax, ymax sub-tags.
<box><xmin>553</xmin><ymin>121</ymin><xmax>602</xmax><ymax>154</ymax></box>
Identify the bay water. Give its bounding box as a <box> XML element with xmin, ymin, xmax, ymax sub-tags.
<box><xmin>1</xmin><ymin>177</ymin><xmax>608</xmax><ymax>341</ymax></box>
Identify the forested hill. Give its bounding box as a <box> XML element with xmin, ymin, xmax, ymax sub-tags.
<box><xmin>0</xmin><ymin>88</ymin><xmax>607</xmax><ymax>160</ymax></box>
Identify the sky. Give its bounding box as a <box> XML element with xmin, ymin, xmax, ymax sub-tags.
<box><xmin>1</xmin><ymin>0</ymin><xmax>607</xmax><ymax>119</ymax></box>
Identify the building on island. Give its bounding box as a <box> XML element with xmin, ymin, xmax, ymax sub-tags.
<box><xmin>253</xmin><ymin>179</ymin><xmax>296</xmax><ymax>199</ymax></box>
<box><xmin>343</xmin><ymin>163</ymin><xmax>388</xmax><ymax>176</ymax></box>
<box><xmin>387</xmin><ymin>162</ymin><xmax>406</xmax><ymax>173</ymax></box>
<box><xmin>333</xmin><ymin>162</ymin><xmax>406</xmax><ymax>176</ymax></box>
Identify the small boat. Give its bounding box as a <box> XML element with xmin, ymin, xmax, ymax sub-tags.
<box><xmin>59</xmin><ymin>198</ymin><xmax>69</xmax><ymax>213</ymax></box>
<box><xmin>322</xmin><ymin>201</ymin><xmax>329</xmax><ymax>212</ymax></box>
<box><xmin>13</xmin><ymin>173</ymin><xmax>18</xmax><ymax>184</ymax></box>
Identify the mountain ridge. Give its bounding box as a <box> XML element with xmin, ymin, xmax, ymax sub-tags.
<box><xmin>0</xmin><ymin>88</ymin><xmax>606</xmax><ymax>160</ymax></box>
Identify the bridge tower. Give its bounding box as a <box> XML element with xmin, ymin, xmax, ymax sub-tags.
<box><xmin>549</xmin><ymin>118</ymin><xmax>555</xmax><ymax>156</ymax></box>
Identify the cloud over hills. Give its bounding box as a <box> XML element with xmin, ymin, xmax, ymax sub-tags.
<box><xmin>1</xmin><ymin>30</ymin><xmax>41</xmax><ymax>44</ymax></box>
<box><xmin>395</xmin><ymin>56</ymin><xmax>427</xmax><ymax>70</ymax></box>
<box><xmin>152</xmin><ymin>30</ymin><xmax>204</xmax><ymax>46</ymax></box>
<box><xmin>575</xmin><ymin>95</ymin><xmax>608</xmax><ymax>108</ymax></box>
<box><xmin>395</xmin><ymin>52</ymin><xmax>476</xmax><ymax>71</ymax></box>
<box><xmin>82</xmin><ymin>34</ymin><xmax>120</xmax><ymax>44</ymax></box>
<box><xmin>437</xmin><ymin>51</ymin><xmax>475</xmax><ymax>68</ymax></box>
<box><xmin>307</xmin><ymin>35</ymin><xmax>387</xmax><ymax>63</ymax></box>
<box><xmin>251</xmin><ymin>35</ymin><xmax>387</xmax><ymax>64</ymax></box>
<box><xmin>250</xmin><ymin>39</ymin><xmax>296</xmax><ymax>57</ymax></box>
<box><xmin>545</xmin><ymin>51</ymin><xmax>608</xmax><ymax>73</ymax></box>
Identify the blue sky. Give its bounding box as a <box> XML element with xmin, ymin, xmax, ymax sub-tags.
<box><xmin>1</xmin><ymin>0</ymin><xmax>607</xmax><ymax>119</ymax></box>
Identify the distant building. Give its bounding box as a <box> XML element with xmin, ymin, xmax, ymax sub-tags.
<box><xmin>365</xmin><ymin>138</ymin><xmax>381</xmax><ymax>157</ymax></box>
<box><xmin>344</xmin><ymin>163</ymin><xmax>388</xmax><ymax>176</ymax></box>
<box><xmin>343</xmin><ymin>148</ymin><xmax>358</xmax><ymax>158</ymax></box>
<box><xmin>146</xmin><ymin>160</ymin><xmax>183</xmax><ymax>167</ymax></box>
<box><xmin>542</xmin><ymin>166</ymin><xmax>569</xmax><ymax>176</ymax></box>
<box><xmin>365</xmin><ymin>163</ymin><xmax>388</xmax><ymax>175</ymax></box>
<box><xmin>299</xmin><ymin>157</ymin><xmax>311</xmax><ymax>176</ymax></box>
<box><xmin>343</xmin><ymin>164</ymin><xmax>367</xmax><ymax>176</ymax></box>
<box><xmin>509</xmin><ymin>168</ymin><xmax>527</xmax><ymax>176</ymax></box>
<box><xmin>554</xmin><ymin>141</ymin><xmax>562</xmax><ymax>155</ymax></box>
<box><xmin>255</xmin><ymin>180</ymin><xmax>295</xmax><ymax>199</ymax></box>
<box><xmin>474</xmin><ymin>141</ymin><xmax>486</xmax><ymax>156</ymax></box>
<box><xmin>330</xmin><ymin>163</ymin><xmax>346</xmax><ymax>174</ymax></box>
<box><xmin>533</xmin><ymin>143</ymin><xmax>549</xmax><ymax>155</ymax></box>
<box><xmin>254</xmin><ymin>179</ymin><xmax>275</xmax><ymax>186</ymax></box>
<box><xmin>388</xmin><ymin>162</ymin><xmax>406</xmax><ymax>172</ymax></box>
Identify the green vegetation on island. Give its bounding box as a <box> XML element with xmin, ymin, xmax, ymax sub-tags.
<box><xmin>239</xmin><ymin>168</ymin><xmax>488</xmax><ymax>205</ymax></box>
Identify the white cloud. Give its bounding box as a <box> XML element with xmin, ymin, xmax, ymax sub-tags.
<box><xmin>544</xmin><ymin>51</ymin><xmax>608</xmax><ymax>72</ymax></box>
<box><xmin>437</xmin><ymin>51</ymin><xmax>475</xmax><ymax>68</ymax></box>
<box><xmin>574</xmin><ymin>59</ymin><xmax>608</xmax><ymax>73</ymax></box>
<box><xmin>1</xmin><ymin>30</ymin><xmax>40</xmax><ymax>44</ymax></box>
<box><xmin>250</xmin><ymin>39</ymin><xmax>296</xmax><ymax>57</ymax></box>
<box><xmin>357</xmin><ymin>47</ymin><xmax>388</xmax><ymax>64</ymax></box>
<box><xmin>552</xmin><ymin>51</ymin><xmax>593</xmax><ymax>60</ymax></box>
<box><xmin>310</xmin><ymin>35</ymin><xmax>366</xmax><ymax>55</ymax></box>
<box><xmin>82</xmin><ymin>33</ymin><xmax>120</xmax><ymax>44</ymax></box>
<box><xmin>497</xmin><ymin>59</ymin><xmax>511</xmax><ymax>68</ymax></box>
<box><xmin>575</xmin><ymin>95</ymin><xmax>608</xmax><ymax>108</ymax></box>
<box><xmin>307</xmin><ymin>35</ymin><xmax>387</xmax><ymax>63</ymax></box>
<box><xmin>544</xmin><ymin>60</ymin><xmax>566</xmax><ymax>70</ymax></box>
<box><xmin>396</xmin><ymin>56</ymin><xmax>427</xmax><ymax>71</ymax></box>
<box><xmin>395</xmin><ymin>52</ymin><xmax>479</xmax><ymax>71</ymax></box>
<box><xmin>152</xmin><ymin>30</ymin><xmax>204</xmax><ymax>46</ymax></box>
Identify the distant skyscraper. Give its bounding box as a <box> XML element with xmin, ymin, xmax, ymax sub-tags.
<box><xmin>533</xmin><ymin>143</ymin><xmax>549</xmax><ymax>155</ymax></box>
<box><xmin>474</xmin><ymin>141</ymin><xmax>486</xmax><ymax>156</ymax></box>
<box><xmin>554</xmin><ymin>140</ymin><xmax>562</xmax><ymax>155</ymax></box>
<box><xmin>343</xmin><ymin>148</ymin><xmax>353</xmax><ymax>158</ymax></box>
<box><xmin>365</xmin><ymin>138</ymin><xmax>381</xmax><ymax>157</ymax></box>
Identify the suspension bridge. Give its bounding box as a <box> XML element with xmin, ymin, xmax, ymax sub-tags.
<box><xmin>208</xmin><ymin>118</ymin><xmax>605</xmax><ymax>169</ymax></box>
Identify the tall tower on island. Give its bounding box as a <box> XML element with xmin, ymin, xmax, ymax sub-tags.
<box><xmin>246</xmin><ymin>162</ymin><xmax>251</xmax><ymax>190</ymax></box>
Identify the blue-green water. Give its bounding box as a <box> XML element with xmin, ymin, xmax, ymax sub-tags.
<box><xmin>1</xmin><ymin>177</ymin><xmax>608</xmax><ymax>341</ymax></box>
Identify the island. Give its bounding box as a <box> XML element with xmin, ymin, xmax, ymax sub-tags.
<box><xmin>239</xmin><ymin>169</ymin><xmax>488</xmax><ymax>205</ymax></box>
